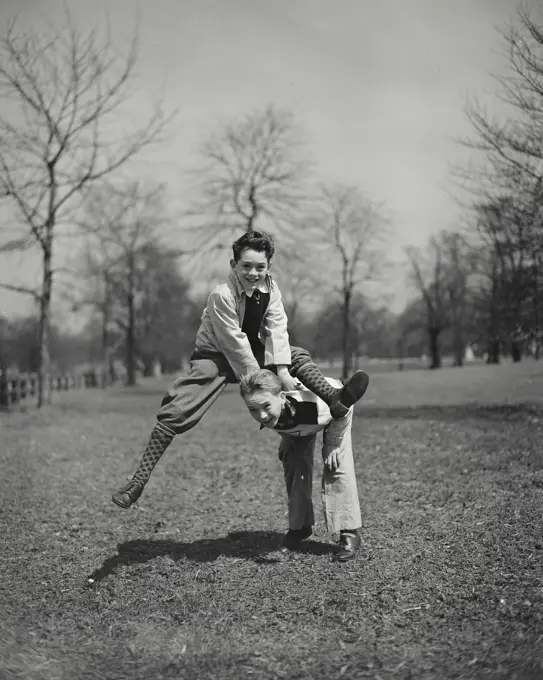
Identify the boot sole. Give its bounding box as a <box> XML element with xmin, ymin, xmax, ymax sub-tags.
<box><xmin>343</xmin><ymin>371</ymin><xmax>369</xmax><ymax>404</ymax></box>
<box><xmin>111</xmin><ymin>495</ymin><xmax>133</xmax><ymax>509</ymax></box>
<box><xmin>332</xmin><ymin>551</ymin><xmax>358</xmax><ymax>562</ymax></box>
<box><xmin>331</xmin><ymin>371</ymin><xmax>370</xmax><ymax>416</ymax></box>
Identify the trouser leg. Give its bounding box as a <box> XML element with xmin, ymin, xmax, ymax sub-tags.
<box><xmin>279</xmin><ymin>433</ymin><xmax>317</xmax><ymax>530</ymax></box>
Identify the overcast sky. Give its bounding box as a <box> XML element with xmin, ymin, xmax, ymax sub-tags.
<box><xmin>0</xmin><ymin>0</ymin><xmax>523</xmax><ymax>319</ymax></box>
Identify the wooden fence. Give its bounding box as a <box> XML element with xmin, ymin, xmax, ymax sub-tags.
<box><xmin>0</xmin><ymin>370</ymin><xmax>114</xmax><ymax>411</ymax></box>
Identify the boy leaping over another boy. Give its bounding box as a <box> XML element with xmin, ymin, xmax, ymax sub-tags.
<box><xmin>240</xmin><ymin>369</ymin><xmax>363</xmax><ymax>562</ymax></box>
<box><xmin>112</xmin><ymin>231</ymin><xmax>369</xmax><ymax>509</ymax></box>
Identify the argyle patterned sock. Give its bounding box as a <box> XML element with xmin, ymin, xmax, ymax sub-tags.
<box><xmin>295</xmin><ymin>362</ymin><xmax>341</xmax><ymax>406</ymax></box>
<box><xmin>132</xmin><ymin>422</ymin><xmax>175</xmax><ymax>485</ymax></box>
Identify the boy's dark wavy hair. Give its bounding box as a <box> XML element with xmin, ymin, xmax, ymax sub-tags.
<box><xmin>232</xmin><ymin>231</ymin><xmax>275</xmax><ymax>262</ymax></box>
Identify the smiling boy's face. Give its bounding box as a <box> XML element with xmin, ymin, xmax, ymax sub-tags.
<box><xmin>230</xmin><ymin>248</ymin><xmax>270</xmax><ymax>291</ymax></box>
<box><xmin>242</xmin><ymin>389</ymin><xmax>285</xmax><ymax>428</ymax></box>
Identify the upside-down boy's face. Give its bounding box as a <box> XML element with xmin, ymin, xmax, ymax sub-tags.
<box><xmin>230</xmin><ymin>248</ymin><xmax>270</xmax><ymax>292</ymax></box>
<box><xmin>243</xmin><ymin>389</ymin><xmax>285</xmax><ymax>429</ymax></box>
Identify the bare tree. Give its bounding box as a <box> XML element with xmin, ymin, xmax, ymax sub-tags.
<box><xmin>469</xmin><ymin>243</ymin><xmax>502</xmax><ymax>363</ymax></box>
<box><xmin>76</xmin><ymin>181</ymin><xmax>167</xmax><ymax>386</ymax></box>
<box><xmin>396</xmin><ymin>297</ymin><xmax>427</xmax><ymax>369</ymax></box>
<box><xmin>76</xmin><ymin>228</ymin><xmax>120</xmax><ymax>384</ymax></box>
<box><xmin>441</xmin><ymin>231</ymin><xmax>476</xmax><ymax>366</ymax></box>
<box><xmin>183</xmin><ymin>105</ymin><xmax>310</xmax><ymax>254</ymax></box>
<box><xmin>473</xmin><ymin>195</ymin><xmax>539</xmax><ymax>361</ymax></box>
<box><xmin>457</xmin><ymin>6</ymin><xmax>543</xmax><ymax>360</ymax></box>
<box><xmin>135</xmin><ymin>245</ymin><xmax>197</xmax><ymax>376</ymax></box>
<box><xmin>311</xmin><ymin>185</ymin><xmax>388</xmax><ymax>378</ymax></box>
<box><xmin>273</xmin><ymin>248</ymin><xmax>324</xmax><ymax>344</ymax></box>
<box><xmin>459</xmin><ymin>7</ymin><xmax>543</xmax><ymax>197</ymax></box>
<box><xmin>406</xmin><ymin>229</ymin><xmax>478</xmax><ymax>369</ymax></box>
<box><xmin>406</xmin><ymin>236</ymin><xmax>449</xmax><ymax>370</ymax></box>
<box><xmin>0</xmin><ymin>11</ymin><xmax>168</xmax><ymax>405</ymax></box>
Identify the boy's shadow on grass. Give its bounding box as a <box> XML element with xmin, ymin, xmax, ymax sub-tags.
<box><xmin>90</xmin><ymin>530</ymin><xmax>335</xmax><ymax>582</ymax></box>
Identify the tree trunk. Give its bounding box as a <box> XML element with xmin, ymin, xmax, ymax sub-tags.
<box><xmin>37</xmin><ymin>168</ymin><xmax>57</xmax><ymax>409</ymax></box>
<box><xmin>246</xmin><ymin>186</ymin><xmax>258</xmax><ymax>231</ymax></box>
<box><xmin>109</xmin><ymin>355</ymin><xmax>117</xmax><ymax>384</ymax></box>
<box><xmin>342</xmin><ymin>290</ymin><xmax>352</xmax><ymax>379</ymax></box>
<box><xmin>511</xmin><ymin>339</ymin><xmax>522</xmax><ymax>363</ymax></box>
<box><xmin>397</xmin><ymin>335</ymin><xmax>405</xmax><ymax>372</ymax></box>
<box><xmin>125</xmin><ymin>253</ymin><xmax>137</xmax><ymax>386</ymax></box>
<box><xmin>142</xmin><ymin>356</ymin><xmax>155</xmax><ymax>377</ymax></box>
<box><xmin>486</xmin><ymin>338</ymin><xmax>500</xmax><ymax>364</ymax></box>
<box><xmin>126</xmin><ymin>302</ymin><xmax>136</xmax><ymax>385</ymax></box>
<box><xmin>533</xmin><ymin>257</ymin><xmax>540</xmax><ymax>360</ymax></box>
<box><xmin>453</xmin><ymin>346</ymin><xmax>464</xmax><ymax>367</ymax></box>
<box><xmin>286</xmin><ymin>301</ymin><xmax>298</xmax><ymax>346</ymax></box>
<box><xmin>428</xmin><ymin>328</ymin><xmax>441</xmax><ymax>369</ymax></box>
<box><xmin>37</xmin><ymin>240</ymin><xmax>53</xmax><ymax>408</ymax></box>
<box><xmin>101</xmin><ymin>287</ymin><xmax>109</xmax><ymax>388</ymax></box>
<box><xmin>453</xmin><ymin>331</ymin><xmax>464</xmax><ymax>367</ymax></box>
<box><xmin>452</xmin><ymin>313</ymin><xmax>464</xmax><ymax>367</ymax></box>
<box><xmin>486</xmin><ymin>253</ymin><xmax>501</xmax><ymax>365</ymax></box>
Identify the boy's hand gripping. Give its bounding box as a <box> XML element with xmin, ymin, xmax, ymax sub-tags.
<box><xmin>276</xmin><ymin>365</ymin><xmax>303</xmax><ymax>392</ymax></box>
<box><xmin>279</xmin><ymin>374</ymin><xmax>303</xmax><ymax>392</ymax></box>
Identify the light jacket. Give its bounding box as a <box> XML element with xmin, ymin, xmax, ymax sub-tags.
<box><xmin>194</xmin><ymin>271</ymin><xmax>292</xmax><ymax>379</ymax></box>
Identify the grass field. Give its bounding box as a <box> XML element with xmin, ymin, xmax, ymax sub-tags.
<box><xmin>1</xmin><ymin>360</ymin><xmax>542</xmax><ymax>679</ymax></box>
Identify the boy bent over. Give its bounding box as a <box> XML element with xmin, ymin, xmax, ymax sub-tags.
<box><xmin>112</xmin><ymin>231</ymin><xmax>369</xmax><ymax>509</ymax></box>
<box><xmin>240</xmin><ymin>369</ymin><xmax>364</xmax><ymax>562</ymax></box>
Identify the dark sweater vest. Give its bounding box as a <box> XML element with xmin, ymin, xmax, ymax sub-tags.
<box><xmin>241</xmin><ymin>290</ymin><xmax>270</xmax><ymax>367</ymax></box>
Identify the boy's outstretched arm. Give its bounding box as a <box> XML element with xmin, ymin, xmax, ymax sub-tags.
<box><xmin>322</xmin><ymin>410</ymin><xmax>352</xmax><ymax>472</ymax></box>
<box><xmin>262</xmin><ymin>285</ymin><xmax>294</xmax><ymax>388</ymax></box>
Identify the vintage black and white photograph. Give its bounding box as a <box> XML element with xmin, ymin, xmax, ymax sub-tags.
<box><xmin>0</xmin><ymin>0</ymin><xmax>541</xmax><ymax>678</ymax></box>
